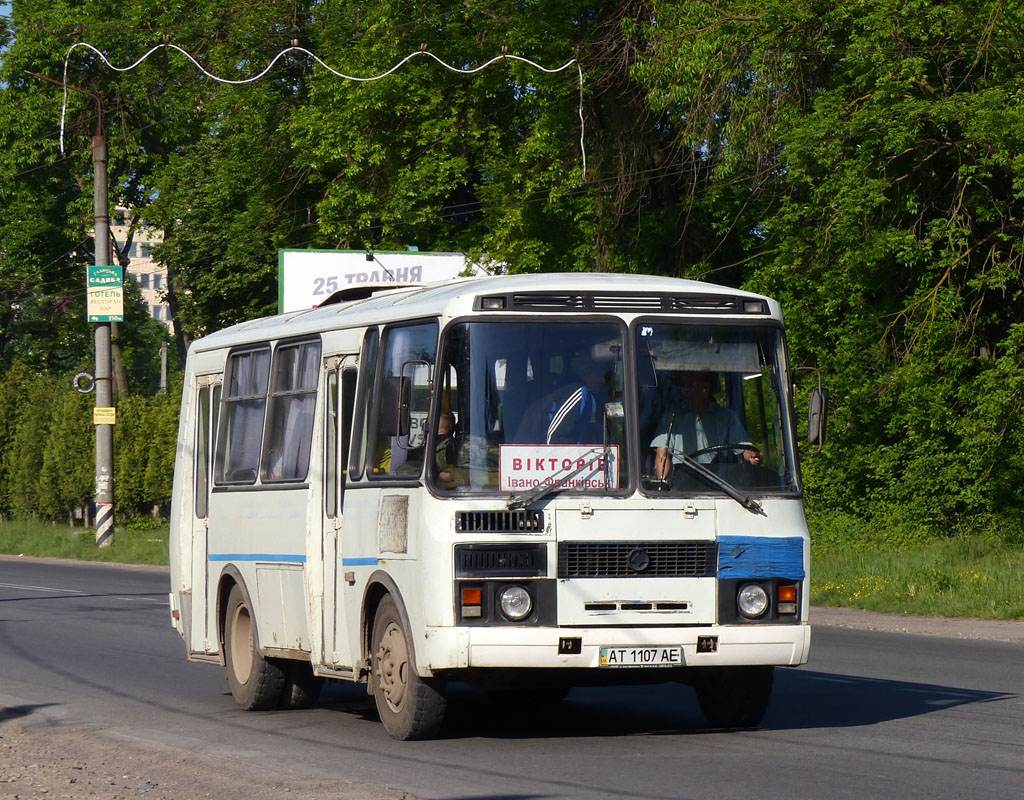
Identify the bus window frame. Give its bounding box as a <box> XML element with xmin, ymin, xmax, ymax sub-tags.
<box><xmin>628</xmin><ymin>315</ymin><xmax>802</xmax><ymax>500</ymax></box>
<box><xmin>213</xmin><ymin>343</ymin><xmax>272</xmax><ymax>486</ymax></box>
<box><xmin>259</xmin><ymin>336</ymin><xmax>323</xmax><ymax>485</ymax></box>
<box><xmin>366</xmin><ymin>318</ymin><xmax>440</xmax><ymax>482</ymax></box>
<box><xmin>427</xmin><ymin>313</ymin><xmax>634</xmax><ymax>499</ymax></box>
<box><xmin>347</xmin><ymin>327</ymin><xmax>380</xmax><ymax>483</ymax></box>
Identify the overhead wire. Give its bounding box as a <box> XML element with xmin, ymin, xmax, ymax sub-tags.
<box><xmin>60</xmin><ymin>41</ymin><xmax>587</xmax><ymax>178</ymax></box>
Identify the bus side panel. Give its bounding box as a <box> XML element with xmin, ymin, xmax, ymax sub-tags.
<box><xmin>168</xmin><ymin>365</ymin><xmax>196</xmax><ymax>643</ymax></box>
<box><xmin>337</xmin><ymin>486</ymin><xmax>429</xmax><ymax>674</ymax></box>
<box><xmin>207</xmin><ymin>488</ymin><xmax>311</xmax><ymax>655</ymax></box>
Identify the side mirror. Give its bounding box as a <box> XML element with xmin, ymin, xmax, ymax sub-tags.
<box><xmin>380</xmin><ymin>376</ymin><xmax>411</xmax><ymax>437</ymax></box>
<box><xmin>808</xmin><ymin>386</ymin><xmax>829</xmax><ymax>448</ymax></box>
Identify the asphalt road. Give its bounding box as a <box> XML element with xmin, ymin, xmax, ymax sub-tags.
<box><xmin>1</xmin><ymin>557</ymin><xmax>1022</xmax><ymax>800</ymax></box>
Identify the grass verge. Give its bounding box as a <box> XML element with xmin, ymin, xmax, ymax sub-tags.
<box><xmin>0</xmin><ymin>519</ymin><xmax>168</xmax><ymax>566</ymax></box>
<box><xmin>811</xmin><ymin>536</ymin><xmax>1024</xmax><ymax>620</ymax></box>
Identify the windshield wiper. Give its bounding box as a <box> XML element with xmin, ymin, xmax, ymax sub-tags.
<box><xmin>508</xmin><ymin>445</ymin><xmax>609</xmax><ymax>510</ymax></box>
<box><xmin>663</xmin><ymin>447</ymin><xmax>763</xmax><ymax>514</ymax></box>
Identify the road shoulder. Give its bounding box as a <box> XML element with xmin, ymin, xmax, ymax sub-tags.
<box><xmin>812</xmin><ymin>605</ymin><xmax>1024</xmax><ymax>643</ymax></box>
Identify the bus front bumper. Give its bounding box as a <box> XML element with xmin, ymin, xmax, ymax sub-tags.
<box><xmin>421</xmin><ymin>623</ymin><xmax>810</xmax><ymax>673</ymax></box>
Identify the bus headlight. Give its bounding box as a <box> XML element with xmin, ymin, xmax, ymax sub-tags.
<box><xmin>498</xmin><ymin>585</ymin><xmax>533</xmax><ymax>621</ymax></box>
<box><xmin>737</xmin><ymin>583</ymin><xmax>769</xmax><ymax>619</ymax></box>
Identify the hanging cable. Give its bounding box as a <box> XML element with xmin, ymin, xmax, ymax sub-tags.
<box><xmin>59</xmin><ymin>42</ymin><xmax>586</xmax><ymax>178</ymax></box>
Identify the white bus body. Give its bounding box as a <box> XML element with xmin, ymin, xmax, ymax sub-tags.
<box><xmin>169</xmin><ymin>273</ymin><xmax>815</xmax><ymax>739</ymax></box>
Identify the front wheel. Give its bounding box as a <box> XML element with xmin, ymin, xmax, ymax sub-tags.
<box><xmin>371</xmin><ymin>595</ymin><xmax>446</xmax><ymax>740</ymax></box>
<box><xmin>693</xmin><ymin>666</ymin><xmax>774</xmax><ymax>728</ymax></box>
<box><xmin>223</xmin><ymin>584</ymin><xmax>286</xmax><ymax>710</ymax></box>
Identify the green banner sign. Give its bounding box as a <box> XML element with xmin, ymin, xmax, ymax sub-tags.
<box><xmin>87</xmin><ymin>265</ymin><xmax>124</xmax><ymax>322</ymax></box>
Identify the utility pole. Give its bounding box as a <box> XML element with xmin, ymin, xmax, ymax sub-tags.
<box><xmin>160</xmin><ymin>340</ymin><xmax>168</xmax><ymax>394</ymax></box>
<box><xmin>30</xmin><ymin>71</ymin><xmax>117</xmax><ymax>547</ymax></box>
<box><xmin>93</xmin><ymin>128</ymin><xmax>115</xmax><ymax>547</ymax></box>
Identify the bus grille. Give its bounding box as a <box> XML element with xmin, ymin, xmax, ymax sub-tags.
<box><xmin>455</xmin><ymin>510</ymin><xmax>545</xmax><ymax>533</ymax></box>
<box><xmin>558</xmin><ymin>541</ymin><xmax>717</xmax><ymax>578</ymax></box>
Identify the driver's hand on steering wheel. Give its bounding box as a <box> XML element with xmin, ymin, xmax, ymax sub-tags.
<box><xmin>743</xmin><ymin>448</ymin><xmax>762</xmax><ymax>466</ymax></box>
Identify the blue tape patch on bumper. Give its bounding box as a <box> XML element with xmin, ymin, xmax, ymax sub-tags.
<box><xmin>717</xmin><ymin>536</ymin><xmax>805</xmax><ymax>580</ymax></box>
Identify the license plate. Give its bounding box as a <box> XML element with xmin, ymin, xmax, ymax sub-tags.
<box><xmin>599</xmin><ymin>646</ymin><xmax>682</xmax><ymax>667</ymax></box>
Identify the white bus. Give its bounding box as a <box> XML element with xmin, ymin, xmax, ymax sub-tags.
<box><xmin>168</xmin><ymin>272</ymin><xmax>825</xmax><ymax>740</ymax></box>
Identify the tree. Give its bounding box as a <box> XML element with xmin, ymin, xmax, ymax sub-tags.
<box><xmin>39</xmin><ymin>388</ymin><xmax>93</xmax><ymax>524</ymax></box>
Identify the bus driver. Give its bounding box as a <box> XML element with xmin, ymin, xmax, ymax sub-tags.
<box><xmin>651</xmin><ymin>371</ymin><xmax>762</xmax><ymax>480</ymax></box>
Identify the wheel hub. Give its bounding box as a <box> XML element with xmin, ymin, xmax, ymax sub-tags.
<box><xmin>229</xmin><ymin>604</ymin><xmax>254</xmax><ymax>685</ymax></box>
<box><xmin>376</xmin><ymin>622</ymin><xmax>408</xmax><ymax>711</ymax></box>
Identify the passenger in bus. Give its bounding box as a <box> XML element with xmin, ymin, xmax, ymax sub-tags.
<box><xmin>396</xmin><ymin>409</ymin><xmax>466</xmax><ymax>488</ymax></box>
<box><xmin>434</xmin><ymin>409</ymin><xmax>467</xmax><ymax>489</ymax></box>
<box><xmin>515</xmin><ymin>351</ymin><xmax>613</xmax><ymax>445</ymax></box>
<box><xmin>651</xmin><ymin>371</ymin><xmax>761</xmax><ymax>479</ymax></box>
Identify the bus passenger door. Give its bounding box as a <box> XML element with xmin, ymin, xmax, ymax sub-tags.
<box><xmin>321</xmin><ymin>357</ymin><xmax>357</xmax><ymax>670</ymax></box>
<box><xmin>191</xmin><ymin>377</ymin><xmax>220</xmax><ymax>654</ymax></box>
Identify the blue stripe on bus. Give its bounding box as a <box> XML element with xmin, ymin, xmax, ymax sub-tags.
<box><xmin>341</xmin><ymin>557</ymin><xmax>379</xmax><ymax>566</ymax></box>
<box><xmin>208</xmin><ymin>553</ymin><xmax>307</xmax><ymax>563</ymax></box>
<box><xmin>717</xmin><ymin>536</ymin><xmax>804</xmax><ymax>580</ymax></box>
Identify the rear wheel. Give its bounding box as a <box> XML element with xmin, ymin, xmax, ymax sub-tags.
<box><xmin>693</xmin><ymin>666</ymin><xmax>774</xmax><ymax>728</ymax></box>
<box><xmin>223</xmin><ymin>584</ymin><xmax>285</xmax><ymax>710</ymax></box>
<box><xmin>371</xmin><ymin>595</ymin><xmax>446</xmax><ymax>740</ymax></box>
<box><xmin>280</xmin><ymin>661</ymin><xmax>324</xmax><ymax>710</ymax></box>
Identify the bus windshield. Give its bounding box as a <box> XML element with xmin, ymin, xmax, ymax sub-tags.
<box><xmin>431</xmin><ymin>319</ymin><xmax>797</xmax><ymax>498</ymax></box>
<box><xmin>635</xmin><ymin>322</ymin><xmax>797</xmax><ymax>496</ymax></box>
<box><xmin>433</xmin><ymin>320</ymin><xmax>628</xmax><ymax>493</ymax></box>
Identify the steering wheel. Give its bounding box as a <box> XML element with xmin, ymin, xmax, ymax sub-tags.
<box><xmin>687</xmin><ymin>443</ymin><xmax>754</xmax><ymax>462</ymax></box>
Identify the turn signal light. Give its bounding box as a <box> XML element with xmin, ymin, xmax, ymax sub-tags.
<box><xmin>777</xmin><ymin>584</ymin><xmax>798</xmax><ymax>615</ymax></box>
<box><xmin>461</xmin><ymin>586</ymin><xmax>483</xmax><ymax>618</ymax></box>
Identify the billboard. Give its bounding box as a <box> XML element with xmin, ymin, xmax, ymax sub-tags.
<box><xmin>278</xmin><ymin>249</ymin><xmax>473</xmax><ymax>313</ymax></box>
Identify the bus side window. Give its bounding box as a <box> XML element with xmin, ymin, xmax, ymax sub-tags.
<box><xmin>195</xmin><ymin>386</ymin><xmax>210</xmax><ymax>518</ymax></box>
<box><xmin>215</xmin><ymin>347</ymin><xmax>271</xmax><ymax>484</ymax></box>
<box><xmin>326</xmin><ymin>366</ymin><xmax>357</xmax><ymax>520</ymax></box>
<box><xmin>370</xmin><ymin>321</ymin><xmax>438</xmax><ymax>478</ymax></box>
<box><xmin>325</xmin><ymin>371</ymin><xmax>338</xmax><ymax>518</ymax></box>
<box><xmin>340</xmin><ymin>367</ymin><xmax>357</xmax><ymax>489</ymax></box>
<box><xmin>349</xmin><ymin>329</ymin><xmax>379</xmax><ymax>482</ymax></box>
<box><xmin>261</xmin><ymin>339</ymin><xmax>322</xmax><ymax>483</ymax></box>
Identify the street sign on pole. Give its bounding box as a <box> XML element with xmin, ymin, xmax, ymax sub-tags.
<box><xmin>93</xmin><ymin>407</ymin><xmax>116</xmax><ymax>425</ymax></box>
<box><xmin>87</xmin><ymin>265</ymin><xmax>124</xmax><ymax>322</ymax></box>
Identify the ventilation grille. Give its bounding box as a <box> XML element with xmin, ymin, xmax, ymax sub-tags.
<box><xmin>558</xmin><ymin>541</ymin><xmax>717</xmax><ymax>578</ymax></box>
<box><xmin>455</xmin><ymin>510</ymin><xmax>545</xmax><ymax>533</ymax></box>
<box><xmin>475</xmin><ymin>292</ymin><xmax>763</xmax><ymax>314</ymax></box>
<box><xmin>455</xmin><ymin>544</ymin><xmax>547</xmax><ymax>577</ymax></box>
<box><xmin>670</xmin><ymin>294</ymin><xmax>740</xmax><ymax>312</ymax></box>
<box><xmin>512</xmin><ymin>293</ymin><xmax>587</xmax><ymax>309</ymax></box>
<box><xmin>591</xmin><ymin>294</ymin><xmax>666</xmax><ymax>310</ymax></box>
<box><xmin>584</xmin><ymin>601</ymin><xmax>690</xmax><ymax>612</ymax></box>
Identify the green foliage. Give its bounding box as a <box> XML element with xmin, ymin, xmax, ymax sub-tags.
<box><xmin>0</xmin><ymin>366</ymin><xmax>180</xmax><ymax>524</ymax></box>
<box><xmin>5</xmin><ymin>374</ymin><xmax>58</xmax><ymax>517</ymax></box>
<box><xmin>39</xmin><ymin>390</ymin><xmax>94</xmax><ymax>521</ymax></box>
<box><xmin>3</xmin><ymin>0</ymin><xmax>1024</xmax><ymax>546</ymax></box>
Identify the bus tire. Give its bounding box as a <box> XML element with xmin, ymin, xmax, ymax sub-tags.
<box><xmin>693</xmin><ymin>665</ymin><xmax>774</xmax><ymax>728</ymax></box>
<box><xmin>280</xmin><ymin>661</ymin><xmax>324</xmax><ymax>710</ymax></box>
<box><xmin>370</xmin><ymin>595</ymin><xmax>446</xmax><ymax>740</ymax></box>
<box><xmin>224</xmin><ymin>584</ymin><xmax>286</xmax><ymax>711</ymax></box>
